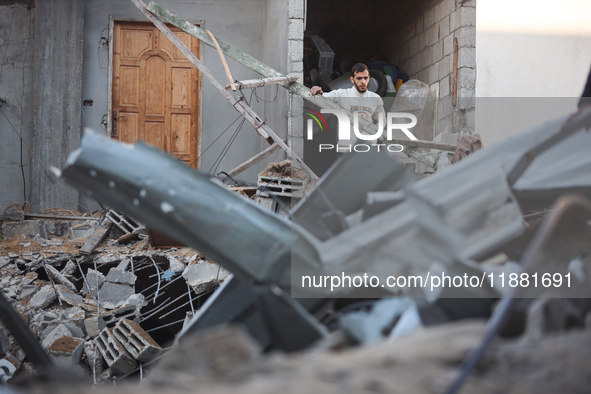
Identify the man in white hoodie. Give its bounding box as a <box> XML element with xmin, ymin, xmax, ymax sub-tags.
<box><xmin>310</xmin><ymin>63</ymin><xmax>384</xmax><ymax>148</ymax></box>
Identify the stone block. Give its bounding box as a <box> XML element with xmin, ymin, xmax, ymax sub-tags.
<box><xmin>182</xmin><ymin>261</ymin><xmax>230</xmax><ymax>294</ymax></box>
<box><xmin>95</xmin><ymin>328</ymin><xmax>137</xmax><ymax>375</ymax></box>
<box><xmin>443</xmin><ymin>33</ymin><xmax>454</xmax><ymax>56</ymax></box>
<box><xmin>48</xmin><ymin>336</ymin><xmax>84</xmax><ymax>366</ymax></box>
<box><xmin>68</xmin><ymin>221</ymin><xmax>97</xmax><ymax>239</ymax></box>
<box><xmin>428</xmin><ymin>25</ymin><xmax>438</xmax><ymax>46</ymax></box>
<box><xmin>44</xmin><ymin>264</ymin><xmax>76</xmax><ymax>292</ymax></box>
<box><xmin>113</xmin><ymin>319</ymin><xmax>162</xmax><ymax>362</ymax></box>
<box><xmin>42</xmin><ymin>324</ymin><xmax>72</xmax><ymax>349</ymax></box>
<box><xmin>1</xmin><ymin>220</ymin><xmax>47</xmax><ymax>239</ymax></box>
<box><xmin>288</xmin><ymin>60</ymin><xmax>303</xmax><ymax>73</ymax></box>
<box><xmin>288</xmin><ymin>18</ymin><xmax>303</xmax><ymax>40</ymax></box>
<box><xmin>28</xmin><ymin>285</ymin><xmax>56</xmax><ymax>308</ymax></box>
<box><xmin>105</xmin><ymin>268</ymin><xmax>136</xmax><ymax>286</ymax></box>
<box><xmin>98</xmin><ymin>282</ymin><xmax>134</xmax><ymax>309</ymax></box>
<box><xmin>85</xmin><ymin>316</ymin><xmax>107</xmax><ymax>338</ymax></box>
<box><xmin>449</xmin><ymin>10</ymin><xmax>458</xmax><ymax>32</ymax></box>
<box><xmin>458</xmin><ymin>67</ymin><xmax>476</xmax><ymax>89</ymax></box>
<box><xmin>442</xmin><ymin>0</ymin><xmax>457</xmax><ymax>15</ymax></box>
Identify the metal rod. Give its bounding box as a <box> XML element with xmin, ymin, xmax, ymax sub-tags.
<box><xmin>158</xmin><ymin>289</ymin><xmax>213</xmax><ymax>319</ymax></box>
<box><xmin>93</xmin><ymin>257</ymin><xmax>101</xmax><ymax>315</ymax></box>
<box><xmin>145</xmin><ymin>318</ymin><xmax>185</xmax><ymax>333</ymax></box>
<box><xmin>138</xmin><ymin>297</ymin><xmax>172</xmax><ymax>323</ymax></box>
<box><xmin>149</xmin><ymin>256</ymin><xmax>161</xmax><ymax>304</ymax></box>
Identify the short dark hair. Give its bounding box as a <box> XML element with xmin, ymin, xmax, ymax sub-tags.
<box><xmin>351</xmin><ymin>63</ymin><xmax>368</xmax><ymax>75</ymax></box>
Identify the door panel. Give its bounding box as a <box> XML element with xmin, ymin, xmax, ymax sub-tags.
<box><xmin>112</xmin><ymin>21</ymin><xmax>200</xmax><ymax>168</ymax></box>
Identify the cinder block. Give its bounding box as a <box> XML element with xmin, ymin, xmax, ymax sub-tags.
<box><xmin>437</xmin><ymin>114</ymin><xmax>454</xmax><ymax>136</ymax></box>
<box><xmin>289</xmin><ymin>60</ymin><xmax>303</xmax><ymax>73</ymax></box>
<box><xmin>99</xmin><ymin>305</ymin><xmax>138</xmax><ymax>326</ymax></box>
<box><xmin>440</xmin><ymin>75</ymin><xmax>450</xmax><ymax>98</ymax></box>
<box><xmin>458</xmin><ymin>67</ymin><xmax>476</xmax><ymax>89</ymax></box>
<box><xmin>458</xmin><ymin>47</ymin><xmax>476</xmax><ymax>69</ymax></box>
<box><xmin>428</xmin><ymin>25</ymin><xmax>438</xmax><ymax>46</ymax></box>
<box><xmin>288</xmin><ymin>18</ymin><xmax>303</xmax><ymax>40</ymax></box>
<box><xmin>287</xmin><ymin>0</ymin><xmax>304</xmax><ymax>19</ymax></box>
<box><xmin>95</xmin><ymin>328</ymin><xmax>137</xmax><ymax>375</ymax></box>
<box><xmin>442</xmin><ymin>0</ymin><xmax>457</xmax><ymax>15</ymax></box>
<box><xmin>456</xmin><ymin>26</ymin><xmax>475</xmax><ymax>48</ymax></box>
<box><xmin>438</xmin><ymin>54</ymin><xmax>452</xmax><ymax>80</ymax></box>
<box><xmin>432</xmin><ymin>41</ymin><xmax>443</xmax><ymax>64</ymax></box>
<box><xmin>113</xmin><ymin>319</ymin><xmax>162</xmax><ymax>362</ymax></box>
<box><xmin>443</xmin><ymin>34</ymin><xmax>454</xmax><ymax>56</ymax></box>
<box><xmin>439</xmin><ymin>16</ymin><xmax>450</xmax><ymax>38</ymax></box>
<box><xmin>288</xmin><ymin>39</ymin><xmax>303</xmax><ymax>62</ymax></box>
<box><xmin>437</xmin><ymin>96</ymin><xmax>454</xmax><ymax>122</ymax></box>
<box><xmin>449</xmin><ymin>10</ymin><xmax>459</xmax><ymax>32</ymax></box>
<box><xmin>408</xmin><ymin>35</ymin><xmax>419</xmax><ymax>57</ymax></box>
<box><xmin>457</xmin><ymin>7</ymin><xmax>476</xmax><ymax>27</ymax></box>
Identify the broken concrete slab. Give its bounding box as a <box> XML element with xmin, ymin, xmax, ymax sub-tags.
<box><xmin>167</xmin><ymin>255</ymin><xmax>186</xmax><ymax>272</ymax></box>
<box><xmin>55</xmin><ymin>284</ymin><xmax>84</xmax><ymax>307</ymax></box>
<box><xmin>182</xmin><ymin>261</ymin><xmax>229</xmax><ymax>294</ymax></box>
<box><xmin>42</xmin><ymin>323</ymin><xmax>73</xmax><ymax>349</ymax></box>
<box><xmin>28</xmin><ymin>285</ymin><xmax>57</xmax><ymax>309</ymax></box>
<box><xmin>105</xmin><ymin>268</ymin><xmax>136</xmax><ymax>286</ymax></box>
<box><xmin>1</xmin><ymin>220</ymin><xmax>48</xmax><ymax>239</ymax></box>
<box><xmin>113</xmin><ymin>319</ymin><xmax>162</xmax><ymax>362</ymax></box>
<box><xmin>48</xmin><ymin>336</ymin><xmax>84</xmax><ymax>366</ymax></box>
<box><xmin>44</xmin><ymin>263</ymin><xmax>77</xmax><ymax>292</ymax></box>
<box><xmin>84</xmin><ymin>341</ymin><xmax>105</xmax><ymax>375</ymax></box>
<box><xmin>97</xmin><ymin>282</ymin><xmax>134</xmax><ymax>309</ymax></box>
<box><xmin>82</xmin><ymin>268</ymin><xmax>105</xmax><ymax>298</ymax></box>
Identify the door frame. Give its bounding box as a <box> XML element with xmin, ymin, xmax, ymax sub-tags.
<box><xmin>107</xmin><ymin>16</ymin><xmax>204</xmax><ymax>164</ymax></box>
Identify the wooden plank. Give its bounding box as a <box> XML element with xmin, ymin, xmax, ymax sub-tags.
<box><xmin>206</xmin><ymin>29</ymin><xmax>237</xmax><ymax>91</ymax></box>
<box><xmin>131</xmin><ymin>0</ymin><xmax>319</xmax><ymax>180</ymax></box>
<box><xmin>226</xmin><ymin>142</ymin><xmax>281</xmax><ymax>177</ymax></box>
<box><xmin>80</xmin><ymin>219</ymin><xmax>113</xmax><ymax>255</ymax></box>
<box><xmin>227</xmin><ymin>75</ymin><xmax>299</xmax><ymax>90</ymax></box>
<box><xmin>146</xmin><ymin>1</ymin><xmax>437</xmax><ymax>169</ymax></box>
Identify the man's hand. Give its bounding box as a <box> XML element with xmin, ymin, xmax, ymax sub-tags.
<box><xmin>310</xmin><ymin>86</ymin><xmax>323</xmax><ymax>96</ymax></box>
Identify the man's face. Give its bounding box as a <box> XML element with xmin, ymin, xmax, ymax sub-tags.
<box><xmin>350</xmin><ymin>70</ymin><xmax>370</xmax><ymax>93</ymax></box>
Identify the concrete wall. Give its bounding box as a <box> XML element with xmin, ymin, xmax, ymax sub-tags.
<box><xmin>384</xmin><ymin>0</ymin><xmax>476</xmax><ymax>147</ymax></box>
<box><xmin>82</xmin><ymin>0</ymin><xmax>287</xmax><ymax>197</ymax></box>
<box><xmin>0</xmin><ymin>3</ymin><xmax>34</xmax><ymax>211</ymax></box>
<box><xmin>476</xmin><ymin>0</ymin><xmax>591</xmax><ymax>145</ymax></box>
<box><xmin>31</xmin><ymin>0</ymin><xmax>85</xmax><ymax>212</ymax></box>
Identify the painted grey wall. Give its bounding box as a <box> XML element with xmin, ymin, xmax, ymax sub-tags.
<box><xmin>81</xmin><ymin>0</ymin><xmax>289</xmax><ymax>204</ymax></box>
<box><xmin>0</xmin><ymin>4</ymin><xmax>34</xmax><ymax>211</ymax></box>
<box><xmin>31</xmin><ymin>0</ymin><xmax>84</xmax><ymax>212</ymax></box>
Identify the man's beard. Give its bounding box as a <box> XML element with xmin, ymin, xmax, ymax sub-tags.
<box><xmin>354</xmin><ymin>84</ymin><xmax>367</xmax><ymax>93</ymax></box>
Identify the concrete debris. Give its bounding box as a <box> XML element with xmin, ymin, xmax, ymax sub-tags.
<box><xmin>68</xmin><ymin>221</ymin><xmax>97</xmax><ymax>239</ymax></box>
<box><xmin>182</xmin><ymin>261</ymin><xmax>230</xmax><ymax>293</ymax></box>
<box><xmin>0</xmin><ymin>209</ymin><xmax>218</xmax><ymax>383</ymax></box>
<box><xmin>47</xmin><ymin>336</ymin><xmax>85</xmax><ymax>366</ymax></box>
<box><xmin>113</xmin><ymin>319</ymin><xmax>162</xmax><ymax>362</ymax></box>
<box><xmin>28</xmin><ymin>285</ymin><xmax>57</xmax><ymax>309</ymax></box>
<box><xmin>95</xmin><ymin>328</ymin><xmax>137</xmax><ymax>375</ymax></box>
<box><xmin>104</xmin><ymin>267</ymin><xmax>136</xmax><ymax>286</ymax></box>
<box><xmin>1</xmin><ymin>220</ymin><xmax>48</xmax><ymax>239</ymax></box>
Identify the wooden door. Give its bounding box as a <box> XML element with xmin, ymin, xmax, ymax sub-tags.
<box><xmin>112</xmin><ymin>21</ymin><xmax>201</xmax><ymax>168</ymax></box>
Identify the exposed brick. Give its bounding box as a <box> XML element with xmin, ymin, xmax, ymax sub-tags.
<box><xmin>288</xmin><ymin>18</ymin><xmax>303</xmax><ymax>40</ymax></box>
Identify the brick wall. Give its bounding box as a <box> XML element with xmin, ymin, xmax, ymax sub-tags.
<box><xmin>384</xmin><ymin>0</ymin><xmax>476</xmax><ymax>145</ymax></box>
<box><xmin>287</xmin><ymin>0</ymin><xmax>305</xmax><ymax>158</ymax></box>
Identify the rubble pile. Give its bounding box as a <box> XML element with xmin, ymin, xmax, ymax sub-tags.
<box><xmin>0</xmin><ymin>213</ymin><xmax>229</xmax><ymax>383</ymax></box>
